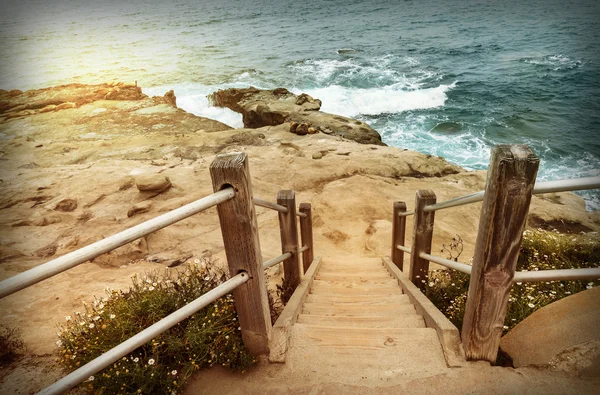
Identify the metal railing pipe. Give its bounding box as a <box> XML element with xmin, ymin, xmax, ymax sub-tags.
<box><xmin>0</xmin><ymin>188</ymin><xmax>235</xmax><ymax>299</ymax></box>
<box><xmin>423</xmin><ymin>176</ymin><xmax>600</xmax><ymax>213</ymax></box>
<box><xmin>296</xmin><ymin>212</ymin><xmax>307</xmax><ymax>218</ymax></box>
<box><xmin>37</xmin><ymin>272</ymin><xmax>248</xmax><ymax>395</ymax></box>
<box><xmin>398</xmin><ymin>210</ymin><xmax>414</xmax><ymax>217</ymax></box>
<box><xmin>396</xmin><ymin>245</ymin><xmax>412</xmax><ymax>254</ymax></box>
<box><xmin>253</xmin><ymin>197</ymin><xmax>288</xmax><ymax>214</ymax></box>
<box><xmin>532</xmin><ymin>176</ymin><xmax>600</xmax><ymax>195</ymax></box>
<box><xmin>424</xmin><ymin>191</ymin><xmax>484</xmax><ymax>212</ymax></box>
<box><xmin>298</xmin><ymin>245</ymin><xmax>309</xmax><ymax>253</ymax></box>
<box><xmin>419</xmin><ymin>252</ymin><xmax>472</xmax><ymax>275</ymax></box>
<box><xmin>263</xmin><ymin>252</ymin><xmax>292</xmax><ymax>269</ymax></box>
<box><xmin>512</xmin><ymin>267</ymin><xmax>600</xmax><ymax>283</ymax></box>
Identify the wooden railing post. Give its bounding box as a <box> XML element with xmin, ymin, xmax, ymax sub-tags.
<box><xmin>210</xmin><ymin>152</ymin><xmax>271</xmax><ymax>355</ymax></box>
<box><xmin>462</xmin><ymin>145</ymin><xmax>539</xmax><ymax>363</ymax></box>
<box><xmin>299</xmin><ymin>203</ymin><xmax>314</xmax><ymax>273</ymax></box>
<box><xmin>277</xmin><ymin>190</ymin><xmax>301</xmax><ymax>289</ymax></box>
<box><xmin>409</xmin><ymin>190</ymin><xmax>436</xmax><ymax>287</ymax></box>
<box><xmin>391</xmin><ymin>201</ymin><xmax>407</xmax><ymax>270</ymax></box>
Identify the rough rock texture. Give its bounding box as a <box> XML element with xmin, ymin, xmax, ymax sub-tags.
<box><xmin>500</xmin><ymin>286</ymin><xmax>600</xmax><ymax>373</ymax></box>
<box><xmin>0</xmin><ymin>82</ymin><xmax>599</xmax><ymax>394</ymax></box>
<box><xmin>208</xmin><ymin>87</ymin><xmax>384</xmax><ymax>145</ymax></box>
<box><xmin>135</xmin><ymin>174</ymin><xmax>172</xmax><ymax>193</ymax></box>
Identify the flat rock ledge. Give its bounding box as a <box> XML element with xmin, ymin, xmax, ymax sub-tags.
<box><xmin>208</xmin><ymin>87</ymin><xmax>385</xmax><ymax>145</ymax></box>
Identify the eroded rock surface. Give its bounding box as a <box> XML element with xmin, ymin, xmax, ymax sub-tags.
<box><xmin>208</xmin><ymin>87</ymin><xmax>384</xmax><ymax>145</ymax></box>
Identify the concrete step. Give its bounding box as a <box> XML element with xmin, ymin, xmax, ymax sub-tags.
<box><xmin>291</xmin><ymin>324</ymin><xmax>448</xmax><ymax>371</ymax></box>
<box><xmin>305</xmin><ymin>293</ymin><xmax>409</xmax><ymax>305</ymax></box>
<box><xmin>297</xmin><ymin>314</ymin><xmax>426</xmax><ymax>328</ymax></box>
<box><xmin>302</xmin><ymin>301</ymin><xmax>416</xmax><ymax>316</ymax></box>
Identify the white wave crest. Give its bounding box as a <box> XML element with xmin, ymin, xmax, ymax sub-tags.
<box><xmin>144</xmin><ymin>84</ymin><xmax>243</xmax><ymax>128</ymax></box>
<box><xmin>294</xmin><ymin>82</ymin><xmax>456</xmax><ymax>117</ymax></box>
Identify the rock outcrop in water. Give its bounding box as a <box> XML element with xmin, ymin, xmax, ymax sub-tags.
<box><xmin>0</xmin><ymin>81</ymin><xmax>599</xmax><ymax>394</ymax></box>
<box><xmin>208</xmin><ymin>87</ymin><xmax>385</xmax><ymax>145</ymax></box>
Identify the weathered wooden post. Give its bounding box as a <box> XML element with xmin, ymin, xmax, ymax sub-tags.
<box><xmin>277</xmin><ymin>190</ymin><xmax>301</xmax><ymax>289</ymax></box>
<box><xmin>210</xmin><ymin>152</ymin><xmax>271</xmax><ymax>355</ymax></box>
<box><xmin>299</xmin><ymin>203</ymin><xmax>314</xmax><ymax>273</ymax></box>
<box><xmin>462</xmin><ymin>145</ymin><xmax>539</xmax><ymax>363</ymax></box>
<box><xmin>391</xmin><ymin>201</ymin><xmax>407</xmax><ymax>270</ymax></box>
<box><xmin>409</xmin><ymin>190</ymin><xmax>436</xmax><ymax>287</ymax></box>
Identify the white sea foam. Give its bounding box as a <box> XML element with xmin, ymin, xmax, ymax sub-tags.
<box><xmin>293</xmin><ymin>82</ymin><xmax>456</xmax><ymax>118</ymax></box>
<box><xmin>144</xmin><ymin>84</ymin><xmax>243</xmax><ymax>128</ymax></box>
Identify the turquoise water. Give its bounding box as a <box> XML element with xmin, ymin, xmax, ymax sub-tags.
<box><xmin>1</xmin><ymin>0</ymin><xmax>599</xmax><ymax>208</ymax></box>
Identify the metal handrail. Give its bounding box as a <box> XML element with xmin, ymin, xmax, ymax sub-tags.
<box><xmin>423</xmin><ymin>176</ymin><xmax>600</xmax><ymax>213</ymax></box>
<box><xmin>253</xmin><ymin>197</ymin><xmax>307</xmax><ymax>218</ymax></box>
<box><xmin>253</xmin><ymin>197</ymin><xmax>288</xmax><ymax>214</ymax></box>
<box><xmin>411</xmin><ymin>250</ymin><xmax>599</xmax><ymax>281</ymax></box>
<box><xmin>513</xmin><ymin>267</ymin><xmax>600</xmax><ymax>283</ymax></box>
<box><xmin>263</xmin><ymin>252</ymin><xmax>292</xmax><ymax>269</ymax></box>
<box><xmin>0</xmin><ymin>188</ymin><xmax>236</xmax><ymax>299</ymax></box>
<box><xmin>298</xmin><ymin>245</ymin><xmax>309</xmax><ymax>253</ymax></box>
<box><xmin>37</xmin><ymin>272</ymin><xmax>249</xmax><ymax>395</ymax></box>
<box><xmin>419</xmin><ymin>252</ymin><xmax>472</xmax><ymax>275</ymax></box>
<box><xmin>396</xmin><ymin>245</ymin><xmax>412</xmax><ymax>254</ymax></box>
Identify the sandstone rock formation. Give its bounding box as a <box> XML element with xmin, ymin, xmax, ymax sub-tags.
<box><xmin>0</xmin><ymin>81</ymin><xmax>599</xmax><ymax>394</ymax></box>
<box><xmin>500</xmin><ymin>286</ymin><xmax>600</xmax><ymax>375</ymax></box>
<box><xmin>208</xmin><ymin>87</ymin><xmax>384</xmax><ymax>145</ymax></box>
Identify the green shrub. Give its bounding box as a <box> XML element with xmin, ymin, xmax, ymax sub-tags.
<box><xmin>56</xmin><ymin>260</ymin><xmax>255</xmax><ymax>394</ymax></box>
<box><xmin>425</xmin><ymin>230</ymin><xmax>599</xmax><ymax>334</ymax></box>
<box><xmin>0</xmin><ymin>325</ymin><xmax>26</xmax><ymax>367</ymax></box>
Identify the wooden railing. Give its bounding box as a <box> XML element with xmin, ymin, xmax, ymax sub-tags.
<box><xmin>0</xmin><ymin>152</ymin><xmax>313</xmax><ymax>394</ymax></box>
<box><xmin>391</xmin><ymin>144</ymin><xmax>600</xmax><ymax>363</ymax></box>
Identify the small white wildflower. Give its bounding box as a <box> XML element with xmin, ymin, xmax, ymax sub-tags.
<box><xmin>56</xmin><ymin>340</ymin><xmax>63</xmax><ymax>347</ymax></box>
<box><xmin>586</xmin><ymin>284</ymin><xmax>593</xmax><ymax>290</ymax></box>
<box><xmin>110</xmin><ymin>314</ymin><xmax>116</xmax><ymax>319</ymax></box>
<box><xmin>225</xmin><ymin>335</ymin><xmax>229</xmax><ymax>339</ymax></box>
<box><xmin>503</xmin><ymin>325</ymin><xmax>508</xmax><ymax>330</ymax></box>
<box><xmin>65</xmin><ymin>315</ymin><xmax>72</xmax><ymax>321</ymax></box>
<box><xmin>88</xmin><ymin>376</ymin><xmax>94</xmax><ymax>382</ymax></box>
<box><xmin>428</xmin><ymin>282</ymin><xmax>434</xmax><ymax>287</ymax></box>
<box><xmin>194</xmin><ymin>259</ymin><xmax>200</xmax><ymax>264</ymax></box>
<box><xmin>148</xmin><ymin>358</ymin><xmax>155</xmax><ymax>365</ymax></box>
<box><xmin>528</xmin><ymin>303</ymin><xmax>535</xmax><ymax>308</ymax></box>
<box><xmin>153</xmin><ymin>282</ymin><xmax>157</xmax><ymax>287</ymax></box>
<box><xmin>149</xmin><ymin>286</ymin><xmax>155</xmax><ymax>291</ymax></box>
<box><xmin>93</xmin><ymin>316</ymin><xmax>100</xmax><ymax>321</ymax></box>
<box><xmin>134</xmin><ymin>357</ymin><xmax>139</xmax><ymax>363</ymax></box>
<box><xmin>171</xmin><ymin>370</ymin><xmax>177</xmax><ymax>375</ymax></box>
<box><xmin>89</xmin><ymin>323</ymin><xmax>95</xmax><ymax>329</ymax></box>
<box><xmin>565</xmin><ymin>291</ymin><xmax>571</xmax><ymax>295</ymax></box>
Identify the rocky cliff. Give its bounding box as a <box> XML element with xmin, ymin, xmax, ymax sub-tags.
<box><xmin>0</xmin><ymin>82</ymin><xmax>598</xmax><ymax>393</ymax></box>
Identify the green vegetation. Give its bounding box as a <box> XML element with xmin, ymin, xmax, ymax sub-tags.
<box><xmin>425</xmin><ymin>229</ymin><xmax>599</xmax><ymax>334</ymax></box>
<box><xmin>56</xmin><ymin>261</ymin><xmax>255</xmax><ymax>395</ymax></box>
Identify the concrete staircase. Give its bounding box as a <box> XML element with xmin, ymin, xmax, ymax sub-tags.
<box><xmin>288</xmin><ymin>257</ymin><xmax>448</xmax><ymax>378</ymax></box>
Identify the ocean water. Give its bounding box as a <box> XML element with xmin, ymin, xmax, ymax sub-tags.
<box><xmin>1</xmin><ymin>0</ymin><xmax>599</xmax><ymax>209</ymax></box>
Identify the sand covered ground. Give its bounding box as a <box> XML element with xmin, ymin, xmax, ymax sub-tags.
<box><xmin>0</xmin><ymin>83</ymin><xmax>598</xmax><ymax>393</ymax></box>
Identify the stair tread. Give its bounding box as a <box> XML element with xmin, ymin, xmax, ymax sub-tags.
<box><xmin>292</xmin><ymin>324</ymin><xmax>447</xmax><ymax>368</ymax></box>
<box><xmin>297</xmin><ymin>314</ymin><xmax>426</xmax><ymax>328</ymax></box>
<box><xmin>305</xmin><ymin>293</ymin><xmax>408</xmax><ymax>304</ymax></box>
<box><xmin>302</xmin><ymin>302</ymin><xmax>416</xmax><ymax>316</ymax></box>
<box><xmin>316</xmin><ymin>273</ymin><xmax>392</xmax><ymax>280</ymax></box>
